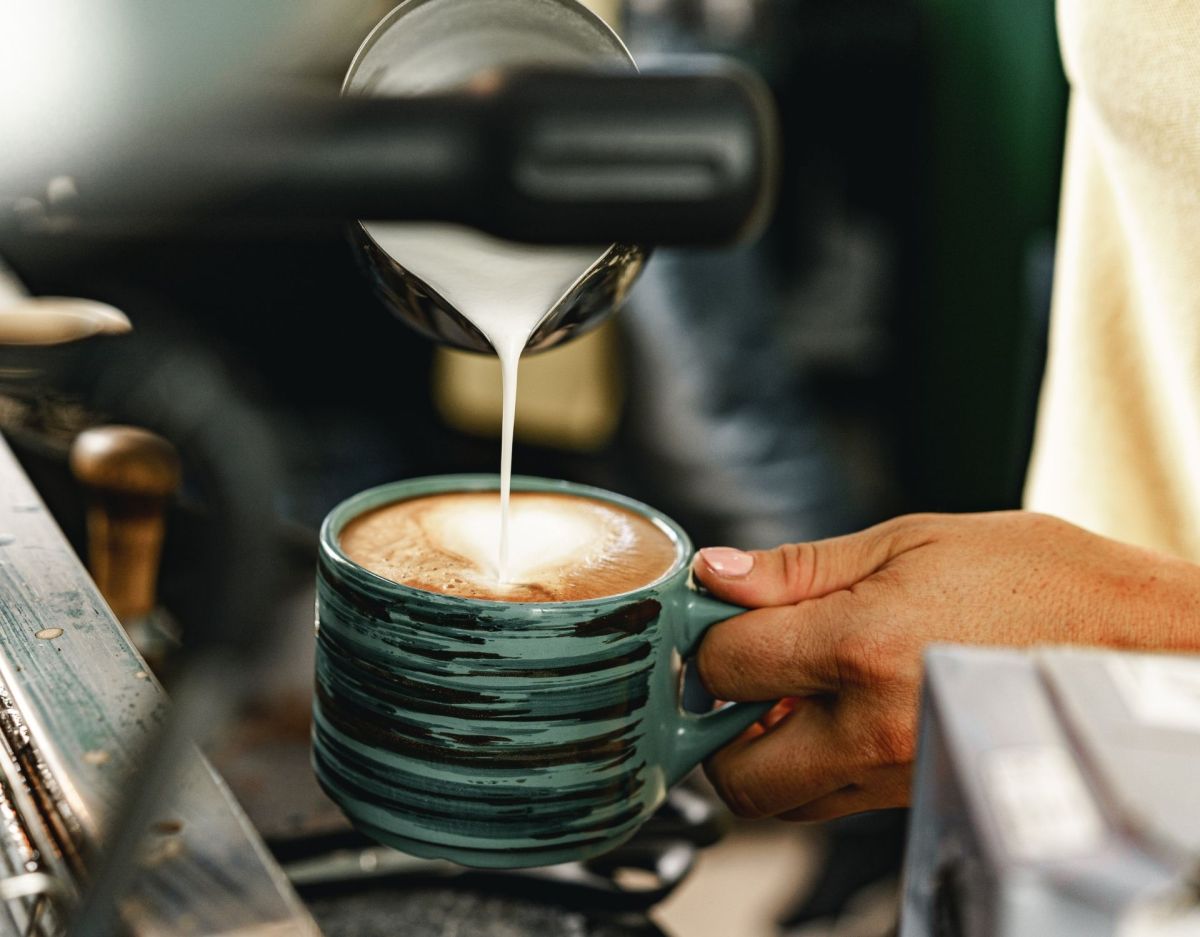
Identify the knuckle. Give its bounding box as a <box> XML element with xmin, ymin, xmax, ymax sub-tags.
<box><xmin>889</xmin><ymin>511</ymin><xmax>940</xmax><ymax>530</ymax></box>
<box><xmin>782</xmin><ymin>604</ymin><xmax>838</xmax><ymax>687</ymax></box>
<box><xmin>777</xmin><ymin>542</ymin><xmax>820</xmax><ymax>595</ymax></box>
<box><xmin>695</xmin><ymin>635</ymin><xmax>738</xmax><ymax>698</ymax></box>
<box><xmin>832</xmin><ymin>629</ymin><xmax>900</xmax><ymax>686</ymax></box>
<box><xmin>705</xmin><ymin>757</ymin><xmax>770</xmax><ymax>820</ymax></box>
<box><xmin>861</xmin><ymin>713</ymin><xmax>916</xmax><ymax>769</ymax></box>
<box><xmin>875</xmin><ymin>512</ymin><xmax>942</xmax><ymax>548</ymax></box>
<box><xmin>875</xmin><ymin>514</ymin><xmax>919</xmax><ymax>539</ymax></box>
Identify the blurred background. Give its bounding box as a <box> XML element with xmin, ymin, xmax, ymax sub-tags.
<box><xmin>0</xmin><ymin>0</ymin><xmax>1066</xmax><ymax>934</ymax></box>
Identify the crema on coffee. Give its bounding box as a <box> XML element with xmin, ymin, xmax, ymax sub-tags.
<box><xmin>339</xmin><ymin>491</ymin><xmax>678</xmax><ymax>602</ymax></box>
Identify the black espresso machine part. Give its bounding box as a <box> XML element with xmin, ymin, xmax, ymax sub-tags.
<box><xmin>4</xmin><ymin>72</ymin><xmax>777</xmax><ymax>249</ymax></box>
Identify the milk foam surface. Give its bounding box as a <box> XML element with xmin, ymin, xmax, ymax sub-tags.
<box><xmin>339</xmin><ymin>492</ymin><xmax>679</xmax><ymax>602</ymax></box>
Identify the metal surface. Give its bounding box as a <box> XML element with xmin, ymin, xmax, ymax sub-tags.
<box><xmin>1040</xmin><ymin>651</ymin><xmax>1200</xmax><ymax>864</ymax></box>
<box><xmin>901</xmin><ymin>645</ymin><xmax>1200</xmax><ymax>937</ymax></box>
<box><xmin>344</xmin><ymin>0</ymin><xmax>647</xmax><ymax>354</ymax></box>
<box><xmin>0</xmin><ymin>748</ymin><xmax>65</xmax><ymax>935</ymax></box>
<box><xmin>0</xmin><ymin>432</ymin><xmax>316</xmax><ymax>934</ymax></box>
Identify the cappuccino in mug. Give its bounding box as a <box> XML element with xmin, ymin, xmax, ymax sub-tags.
<box><xmin>315</xmin><ymin>476</ymin><xmax>770</xmax><ymax>868</ymax></box>
<box><xmin>339</xmin><ymin>491</ymin><xmax>677</xmax><ymax>602</ymax></box>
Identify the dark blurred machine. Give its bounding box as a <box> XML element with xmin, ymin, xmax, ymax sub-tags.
<box><xmin>620</xmin><ymin>0</ymin><xmax>923</xmax><ymax>549</ymax></box>
<box><xmin>903</xmin><ymin>646</ymin><xmax>1200</xmax><ymax>937</ymax></box>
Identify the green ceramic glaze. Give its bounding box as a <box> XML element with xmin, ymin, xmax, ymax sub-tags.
<box><xmin>313</xmin><ymin>475</ymin><xmax>769</xmax><ymax>869</ymax></box>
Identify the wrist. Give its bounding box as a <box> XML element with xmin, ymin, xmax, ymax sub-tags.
<box><xmin>1070</xmin><ymin>535</ymin><xmax>1200</xmax><ymax>652</ymax></box>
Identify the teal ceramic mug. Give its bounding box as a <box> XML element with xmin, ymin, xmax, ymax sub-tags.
<box><xmin>312</xmin><ymin>474</ymin><xmax>770</xmax><ymax>869</ymax></box>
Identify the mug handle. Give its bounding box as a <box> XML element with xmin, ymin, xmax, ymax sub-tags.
<box><xmin>665</xmin><ymin>587</ymin><xmax>773</xmax><ymax>785</ymax></box>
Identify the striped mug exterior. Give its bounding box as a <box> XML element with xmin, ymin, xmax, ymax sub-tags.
<box><xmin>312</xmin><ymin>475</ymin><xmax>770</xmax><ymax>869</ymax></box>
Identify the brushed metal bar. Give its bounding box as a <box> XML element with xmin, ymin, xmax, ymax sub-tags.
<box><xmin>0</xmin><ymin>680</ymin><xmax>84</xmax><ymax>890</ymax></box>
<box><xmin>0</xmin><ymin>433</ymin><xmax>316</xmax><ymax>934</ymax></box>
<box><xmin>0</xmin><ymin>719</ymin><xmax>71</xmax><ymax>936</ymax></box>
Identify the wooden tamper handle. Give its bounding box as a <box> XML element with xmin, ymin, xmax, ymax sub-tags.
<box><xmin>69</xmin><ymin>426</ymin><xmax>181</xmax><ymax>622</ymax></box>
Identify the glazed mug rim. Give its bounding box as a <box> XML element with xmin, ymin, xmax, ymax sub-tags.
<box><xmin>319</xmin><ymin>474</ymin><xmax>694</xmax><ymax>612</ymax></box>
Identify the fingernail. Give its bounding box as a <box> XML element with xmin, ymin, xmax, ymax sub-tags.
<box><xmin>699</xmin><ymin>547</ymin><xmax>755</xmax><ymax>578</ymax></box>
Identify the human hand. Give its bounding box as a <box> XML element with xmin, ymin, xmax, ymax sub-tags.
<box><xmin>692</xmin><ymin>511</ymin><xmax>1200</xmax><ymax>821</ymax></box>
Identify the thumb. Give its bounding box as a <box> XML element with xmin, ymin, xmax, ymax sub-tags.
<box><xmin>693</xmin><ymin>522</ymin><xmax>908</xmax><ymax>608</ymax></box>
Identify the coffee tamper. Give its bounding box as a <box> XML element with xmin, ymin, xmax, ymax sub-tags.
<box><xmin>70</xmin><ymin>425</ymin><xmax>183</xmax><ymax>670</ymax></box>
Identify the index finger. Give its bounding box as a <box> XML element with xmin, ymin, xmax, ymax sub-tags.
<box><xmin>695</xmin><ymin>589</ymin><xmax>866</xmax><ymax>701</ymax></box>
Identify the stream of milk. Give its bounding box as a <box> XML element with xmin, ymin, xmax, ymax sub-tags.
<box><xmin>364</xmin><ymin>221</ymin><xmax>604</xmax><ymax>582</ymax></box>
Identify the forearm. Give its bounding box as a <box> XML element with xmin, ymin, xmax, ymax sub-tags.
<box><xmin>1059</xmin><ymin>531</ymin><xmax>1200</xmax><ymax>652</ymax></box>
